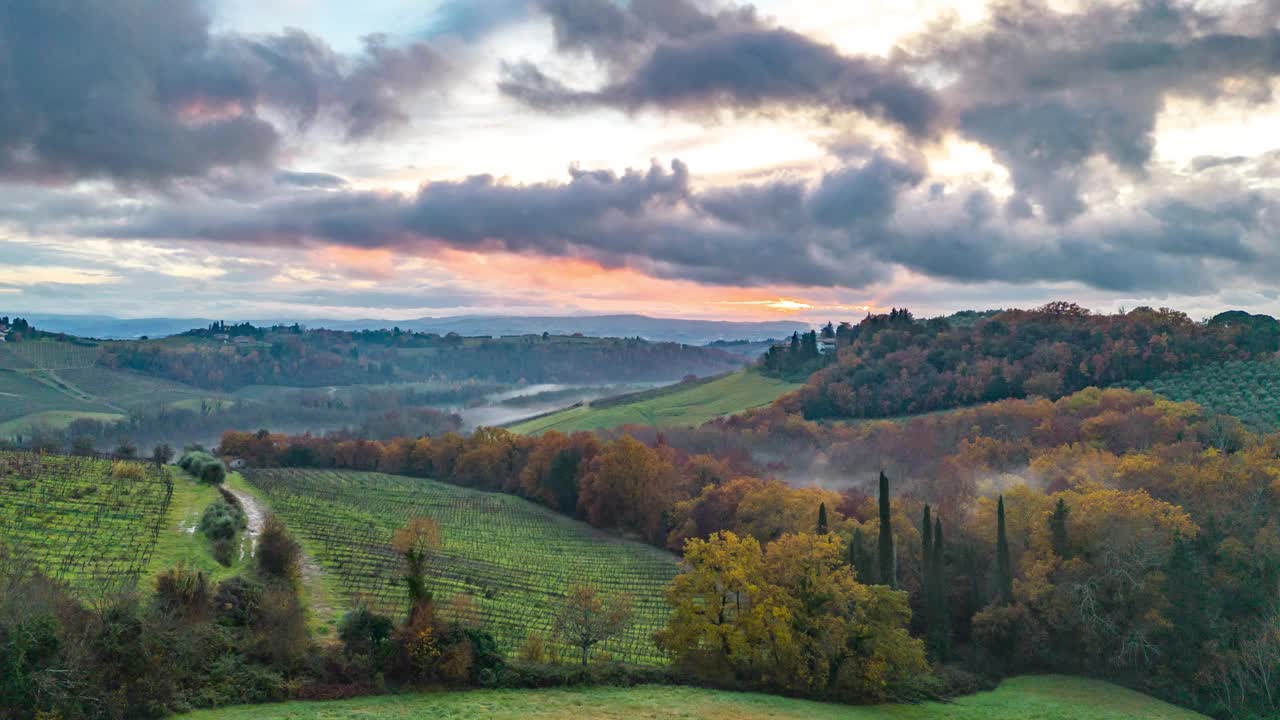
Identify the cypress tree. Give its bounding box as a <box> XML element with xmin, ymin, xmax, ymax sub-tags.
<box><xmin>1164</xmin><ymin>532</ymin><xmax>1206</xmax><ymax>674</ymax></box>
<box><xmin>995</xmin><ymin>494</ymin><xmax>1013</xmax><ymax>603</ymax></box>
<box><xmin>878</xmin><ymin>470</ymin><xmax>896</xmax><ymax>588</ymax></box>
<box><xmin>850</xmin><ymin>527</ymin><xmax>875</xmax><ymax>584</ymax></box>
<box><xmin>922</xmin><ymin>504</ymin><xmax>933</xmax><ymax>561</ymax></box>
<box><xmin>929</xmin><ymin>516</ymin><xmax>950</xmax><ymax>660</ymax></box>
<box><xmin>817</xmin><ymin>502</ymin><xmax>829</xmax><ymax>535</ymax></box>
<box><xmin>1049</xmin><ymin>497</ymin><xmax>1071</xmax><ymax>559</ymax></box>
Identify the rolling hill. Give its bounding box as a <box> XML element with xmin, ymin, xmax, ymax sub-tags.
<box><xmin>182</xmin><ymin>675</ymin><xmax>1208</xmax><ymax>720</ymax></box>
<box><xmin>1124</xmin><ymin>358</ymin><xmax>1280</xmax><ymax>432</ymax></box>
<box><xmin>243</xmin><ymin>468</ymin><xmax>679</xmax><ymax>663</ymax></box>
<box><xmin>507</xmin><ymin>370</ymin><xmax>800</xmax><ymax>435</ymax></box>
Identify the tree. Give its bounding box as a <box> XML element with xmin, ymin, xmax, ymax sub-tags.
<box><xmin>151</xmin><ymin>443</ymin><xmax>174</xmax><ymax>466</ymax></box>
<box><xmin>578</xmin><ymin>436</ymin><xmax>679</xmax><ymax>543</ymax></box>
<box><xmin>392</xmin><ymin>517</ymin><xmax>442</xmax><ymax>610</ymax></box>
<box><xmin>553</xmin><ymin>581</ymin><xmax>633</xmax><ymax>666</ymax></box>
<box><xmin>849</xmin><ymin>526</ymin><xmax>875</xmax><ymax>584</ymax></box>
<box><xmin>656</xmin><ymin>532</ymin><xmax>789</xmax><ymax>681</ymax></box>
<box><xmin>927</xmin><ymin>516</ymin><xmax>950</xmax><ymax>661</ymax></box>
<box><xmin>1049</xmin><ymin>497</ymin><xmax>1071</xmax><ymax>559</ymax></box>
<box><xmin>817</xmin><ymin>502</ymin><xmax>829</xmax><ymax>535</ymax></box>
<box><xmin>922</xmin><ymin>504</ymin><xmax>933</xmax><ymax>561</ymax></box>
<box><xmin>878</xmin><ymin>471</ymin><xmax>896</xmax><ymax>588</ymax></box>
<box><xmin>995</xmin><ymin>494</ymin><xmax>1013</xmax><ymax>604</ymax></box>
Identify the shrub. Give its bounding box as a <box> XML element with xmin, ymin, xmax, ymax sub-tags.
<box><xmin>199</xmin><ymin>499</ymin><xmax>247</xmax><ymax>542</ymax></box>
<box><xmin>338</xmin><ymin>607</ymin><xmax>394</xmax><ymax>658</ymax></box>
<box><xmin>154</xmin><ymin>566</ymin><xmax>212</xmax><ymax>618</ymax></box>
<box><xmin>212</xmin><ymin>577</ymin><xmax>263</xmax><ymax>627</ymax></box>
<box><xmin>252</xmin><ymin>586</ymin><xmax>309</xmax><ymax>667</ymax></box>
<box><xmin>211</xmin><ymin>539</ymin><xmax>236</xmax><ymax>567</ymax></box>
<box><xmin>178</xmin><ymin>451</ymin><xmax>226</xmax><ymax>485</ymax></box>
<box><xmin>257</xmin><ymin>514</ymin><xmax>301</xmax><ymax>581</ymax></box>
<box><xmin>111</xmin><ymin>461</ymin><xmax>145</xmax><ymax>481</ymax></box>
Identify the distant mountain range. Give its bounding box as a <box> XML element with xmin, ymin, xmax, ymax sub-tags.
<box><xmin>9</xmin><ymin>312</ymin><xmax>811</xmax><ymax>345</ymax></box>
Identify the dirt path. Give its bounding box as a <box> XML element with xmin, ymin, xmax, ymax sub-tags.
<box><xmin>227</xmin><ymin>485</ymin><xmax>335</xmax><ymax>624</ymax></box>
<box><xmin>227</xmin><ymin>488</ymin><xmax>265</xmax><ymax>561</ymax></box>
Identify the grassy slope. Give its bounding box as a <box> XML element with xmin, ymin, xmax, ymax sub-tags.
<box><xmin>183</xmin><ymin>675</ymin><xmax>1208</xmax><ymax>720</ymax></box>
<box><xmin>0</xmin><ymin>338</ymin><xmax>217</xmax><ymax>436</ymax></box>
<box><xmin>145</xmin><ymin>469</ymin><xmax>254</xmax><ymax>584</ymax></box>
<box><xmin>244</xmin><ymin>469</ymin><xmax>679</xmax><ymax>662</ymax></box>
<box><xmin>508</xmin><ymin>370</ymin><xmax>799</xmax><ymax>435</ymax></box>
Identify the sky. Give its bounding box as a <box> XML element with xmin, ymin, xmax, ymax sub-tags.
<box><xmin>3</xmin><ymin>0</ymin><xmax>1280</xmax><ymax>324</ymax></box>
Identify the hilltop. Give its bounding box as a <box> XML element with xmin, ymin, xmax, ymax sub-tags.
<box><xmin>11</xmin><ymin>312</ymin><xmax>808</xmax><ymax>345</ymax></box>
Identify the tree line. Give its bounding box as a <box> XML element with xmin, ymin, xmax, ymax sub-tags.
<box><xmin>98</xmin><ymin>326</ymin><xmax>741</xmax><ymax>391</ymax></box>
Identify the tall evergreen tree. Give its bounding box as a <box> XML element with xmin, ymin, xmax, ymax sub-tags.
<box><xmin>1163</xmin><ymin>531</ymin><xmax>1207</xmax><ymax>675</ymax></box>
<box><xmin>878</xmin><ymin>470</ymin><xmax>896</xmax><ymax>588</ymax></box>
<box><xmin>817</xmin><ymin>502</ymin><xmax>829</xmax><ymax>535</ymax></box>
<box><xmin>995</xmin><ymin>494</ymin><xmax>1013</xmax><ymax>603</ymax></box>
<box><xmin>1049</xmin><ymin>497</ymin><xmax>1071</xmax><ymax>559</ymax></box>
<box><xmin>849</xmin><ymin>526</ymin><xmax>875</xmax><ymax>584</ymax></box>
<box><xmin>928</xmin><ymin>516</ymin><xmax>950</xmax><ymax>660</ymax></box>
<box><xmin>922</xmin><ymin>504</ymin><xmax>933</xmax><ymax>561</ymax></box>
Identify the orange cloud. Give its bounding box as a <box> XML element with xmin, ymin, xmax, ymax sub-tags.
<box><xmin>426</xmin><ymin>249</ymin><xmax>877</xmax><ymax>320</ymax></box>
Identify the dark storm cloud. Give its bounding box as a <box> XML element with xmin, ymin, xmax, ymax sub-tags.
<box><xmin>29</xmin><ymin>142</ymin><xmax>1280</xmax><ymax>294</ymax></box>
<box><xmin>86</xmin><ymin>156</ymin><xmax>898</xmax><ymax>287</ymax></box>
<box><xmin>510</xmin><ymin>0</ymin><xmax>1280</xmax><ymax>224</ymax></box>
<box><xmin>0</xmin><ymin>0</ymin><xmax>449</xmax><ymax>184</ymax></box>
<box><xmin>500</xmin><ymin>1</ymin><xmax>942</xmax><ymax>136</ymax></box>
<box><xmin>904</xmin><ymin>0</ymin><xmax>1280</xmax><ymax>222</ymax></box>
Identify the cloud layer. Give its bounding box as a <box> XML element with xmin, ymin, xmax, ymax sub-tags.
<box><xmin>0</xmin><ymin>0</ymin><xmax>449</xmax><ymax>184</ymax></box>
<box><xmin>6</xmin><ymin>0</ymin><xmax>1280</xmax><ymax>319</ymax></box>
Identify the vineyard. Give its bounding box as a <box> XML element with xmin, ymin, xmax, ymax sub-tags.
<box><xmin>0</xmin><ymin>339</ymin><xmax>102</xmax><ymax>370</ymax></box>
<box><xmin>0</xmin><ymin>451</ymin><xmax>173</xmax><ymax>594</ymax></box>
<box><xmin>245</xmin><ymin>468</ymin><xmax>678</xmax><ymax>663</ymax></box>
<box><xmin>1125</xmin><ymin>359</ymin><xmax>1280</xmax><ymax>431</ymax></box>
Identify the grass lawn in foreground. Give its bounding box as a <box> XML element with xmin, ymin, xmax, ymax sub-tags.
<box><xmin>182</xmin><ymin>675</ymin><xmax>1208</xmax><ymax>720</ymax></box>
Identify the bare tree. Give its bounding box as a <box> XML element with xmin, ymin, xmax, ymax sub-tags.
<box><xmin>553</xmin><ymin>581</ymin><xmax>632</xmax><ymax>666</ymax></box>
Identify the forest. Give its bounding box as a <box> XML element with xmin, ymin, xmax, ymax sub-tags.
<box><xmin>765</xmin><ymin>303</ymin><xmax>1279</xmax><ymax>420</ymax></box>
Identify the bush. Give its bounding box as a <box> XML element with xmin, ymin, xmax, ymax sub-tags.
<box><xmin>338</xmin><ymin>607</ymin><xmax>394</xmax><ymax>658</ymax></box>
<box><xmin>178</xmin><ymin>451</ymin><xmax>226</xmax><ymax>485</ymax></box>
<box><xmin>257</xmin><ymin>514</ymin><xmax>301</xmax><ymax>581</ymax></box>
<box><xmin>212</xmin><ymin>576</ymin><xmax>263</xmax><ymax>627</ymax></box>
<box><xmin>199</xmin><ymin>499</ymin><xmax>247</xmax><ymax>542</ymax></box>
<box><xmin>154</xmin><ymin>566</ymin><xmax>212</xmax><ymax>618</ymax></box>
<box><xmin>112</xmin><ymin>461</ymin><xmax>146</xmax><ymax>481</ymax></box>
<box><xmin>212</xmin><ymin>539</ymin><xmax>236</xmax><ymax>567</ymax></box>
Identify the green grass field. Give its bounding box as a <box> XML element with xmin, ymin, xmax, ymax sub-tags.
<box><xmin>1125</xmin><ymin>359</ymin><xmax>1280</xmax><ymax>431</ymax></box>
<box><xmin>183</xmin><ymin>675</ymin><xmax>1208</xmax><ymax>720</ymax></box>
<box><xmin>0</xmin><ymin>451</ymin><xmax>173</xmax><ymax>594</ymax></box>
<box><xmin>508</xmin><ymin>371</ymin><xmax>799</xmax><ymax>435</ymax></box>
<box><xmin>59</xmin><ymin>366</ymin><xmax>213</xmax><ymax>409</ymax></box>
<box><xmin>0</xmin><ymin>359</ymin><xmax>225</xmax><ymax>440</ymax></box>
<box><xmin>244</xmin><ymin>468</ymin><xmax>679</xmax><ymax>662</ymax></box>
<box><xmin>0</xmin><ymin>369</ymin><xmax>118</xmax><ymax>423</ymax></box>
